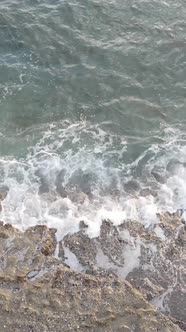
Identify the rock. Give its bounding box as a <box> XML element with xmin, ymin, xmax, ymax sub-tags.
<box><xmin>60</xmin><ymin>213</ymin><xmax>186</xmax><ymax>329</ymax></box>
<box><xmin>140</xmin><ymin>187</ymin><xmax>154</xmax><ymax>197</ymax></box>
<box><xmin>124</xmin><ymin>179</ymin><xmax>141</xmax><ymax>193</ymax></box>
<box><xmin>0</xmin><ymin>189</ymin><xmax>7</xmax><ymax>211</ymax></box>
<box><xmin>79</xmin><ymin>220</ymin><xmax>88</xmax><ymax>230</ymax></box>
<box><xmin>99</xmin><ymin>220</ymin><xmax>126</xmax><ymax>265</ymax></box>
<box><xmin>69</xmin><ymin>191</ymin><xmax>88</xmax><ymax>204</ymax></box>
<box><xmin>41</xmin><ymin>228</ymin><xmax>57</xmax><ymax>256</ymax></box>
<box><xmin>0</xmin><ymin>222</ymin><xmax>182</xmax><ymax>332</ymax></box>
<box><xmin>63</xmin><ymin>231</ymin><xmax>97</xmax><ymax>267</ymax></box>
<box><xmin>170</xmin><ymin>318</ymin><xmax>186</xmax><ymax>332</ymax></box>
<box><xmin>151</xmin><ymin>171</ymin><xmax>165</xmax><ymax>183</ymax></box>
<box><xmin>121</xmin><ymin>213</ymin><xmax>186</xmax><ymax>327</ymax></box>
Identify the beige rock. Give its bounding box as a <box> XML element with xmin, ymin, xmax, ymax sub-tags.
<box><xmin>0</xmin><ymin>222</ymin><xmax>182</xmax><ymax>332</ymax></box>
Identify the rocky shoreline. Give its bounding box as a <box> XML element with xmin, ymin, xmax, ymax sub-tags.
<box><xmin>0</xmin><ymin>206</ymin><xmax>185</xmax><ymax>331</ymax></box>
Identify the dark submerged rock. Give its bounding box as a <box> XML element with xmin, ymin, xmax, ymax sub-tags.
<box><xmin>0</xmin><ymin>188</ymin><xmax>8</xmax><ymax>211</ymax></box>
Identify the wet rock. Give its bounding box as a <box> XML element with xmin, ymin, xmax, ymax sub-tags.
<box><xmin>58</xmin><ymin>241</ymin><xmax>65</xmax><ymax>259</ymax></box>
<box><xmin>0</xmin><ymin>222</ymin><xmax>18</xmax><ymax>239</ymax></box>
<box><xmin>79</xmin><ymin>220</ymin><xmax>89</xmax><ymax>230</ymax></box>
<box><xmin>170</xmin><ymin>318</ymin><xmax>186</xmax><ymax>332</ymax></box>
<box><xmin>99</xmin><ymin>220</ymin><xmax>126</xmax><ymax>266</ymax></box>
<box><xmin>124</xmin><ymin>179</ymin><xmax>141</xmax><ymax>193</ymax></box>
<box><xmin>0</xmin><ymin>211</ymin><xmax>186</xmax><ymax>332</ymax></box>
<box><xmin>168</xmin><ymin>289</ymin><xmax>186</xmax><ymax>323</ymax></box>
<box><xmin>0</xmin><ymin>222</ymin><xmax>182</xmax><ymax>332</ymax></box>
<box><xmin>25</xmin><ymin>225</ymin><xmax>57</xmax><ymax>256</ymax></box>
<box><xmin>55</xmin><ymin>169</ymin><xmax>68</xmax><ymax>197</ymax></box>
<box><xmin>56</xmin><ymin>185</ymin><xmax>68</xmax><ymax>198</ymax></box>
<box><xmin>63</xmin><ymin>231</ymin><xmax>97</xmax><ymax>267</ymax></box>
<box><xmin>69</xmin><ymin>191</ymin><xmax>88</xmax><ymax>204</ymax></box>
<box><xmin>151</xmin><ymin>170</ymin><xmax>165</xmax><ymax>183</ymax></box>
<box><xmin>140</xmin><ymin>187</ymin><xmax>153</xmax><ymax>197</ymax></box>
<box><xmin>121</xmin><ymin>213</ymin><xmax>186</xmax><ymax>327</ymax></box>
<box><xmin>0</xmin><ymin>193</ymin><xmax>7</xmax><ymax>202</ymax></box>
<box><xmin>61</xmin><ymin>213</ymin><xmax>186</xmax><ymax>328</ymax></box>
<box><xmin>0</xmin><ymin>189</ymin><xmax>8</xmax><ymax>211</ymax></box>
<box><xmin>41</xmin><ymin>229</ymin><xmax>57</xmax><ymax>256</ymax></box>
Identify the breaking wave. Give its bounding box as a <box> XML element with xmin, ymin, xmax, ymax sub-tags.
<box><xmin>1</xmin><ymin>120</ymin><xmax>186</xmax><ymax>239</ymax></box>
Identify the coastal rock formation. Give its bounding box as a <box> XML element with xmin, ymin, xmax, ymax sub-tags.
<box><xmin>0</xmin><ymin>221</ymin><xmax>182</xmax><ymax>332</ymax></box>
<box><xmin>62</xmin><ymin>212</ymin><xmax>186</xmax><ymax>330</ymax></box>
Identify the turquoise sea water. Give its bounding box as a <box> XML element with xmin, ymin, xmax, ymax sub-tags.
<box><xmin>0</xmin><ymin>0</ymin><xmax>186</xmax><ymax>235</ymax></box>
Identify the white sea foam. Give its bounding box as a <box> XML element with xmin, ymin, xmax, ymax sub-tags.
<box><xmin>0</xmin><ymin>121</ymin><xmax>186</xmax><ymax>240</ymax></box>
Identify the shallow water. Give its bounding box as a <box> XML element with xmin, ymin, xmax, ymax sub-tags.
<box><xmin>0</xmin><ymin>0</ymin><xmax>186</xmax><ymax>237</ymax></box>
